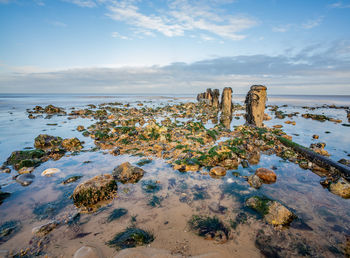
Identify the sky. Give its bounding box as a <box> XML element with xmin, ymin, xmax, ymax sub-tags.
<box><xmin>0</xmin><ymin>0</ymin><xmax>350</xmax><ymax>94</ymax></box>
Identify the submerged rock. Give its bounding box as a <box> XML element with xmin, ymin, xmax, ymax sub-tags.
<box><xmin>32</xmin><ymin>220</ymin><xmax>59</xmax><ymax>237</ymax></box>
<box><xmin>16</xmin><ymin>173</ymin><xmax>35</xmax><ymax>186</ymax></box>
<box><xmin>255</xmin><ymin>168</ymin><xmax>277</xmax><ymax>183</ymax></box>
<box><xmin>0</xmin><ymin>220</ymin><xmax>21</xmax><ymax>244</ymax></box>
<box><xmin>329</xmin><ymin>178</ymin><xmax>350</xmax><ymax>198</ymax></box>
<box><xmin>72</xmin><ymin>174</ymin><xmax>117</xmax><ymax>209</ymax></box>
<box><xmin>62</xmin><ymin>175</ymin><xmax>83</xmax><ymax>184</ymax></box>
<box><xmin>246</xmin><ymin>196</ymin><xmax>295</xmax><ymax>226</ymax></box>
<box><xmin>41</xmin><ymin>168</ymin><xmax>61</xmax><ymax>176</ymax></box>
<box><xmin>18</xmin><ymin>167</ymin><xmax>34</xmax><ymax>174</ymax></box>
<box><xmin>245</xmin><ymin>85</ymin><xmax>267</xmax><ymax>127</ymax></box>
<box><xmin>73</xmin><ymin>246</ymin><xmax>103</xmax><ymax>258</ymax></box>
<box><xmin>113</xmin><ymin>162</ymin><xmax>145</xmax><ymax>184</ymax></box>
<box><xmin>247</xmin><ymin>175</ymin><xmax>262</xmax><ymax>189</ymax></box>
<box><xmin>61</xmin><ymin>138</ymin><xmax>83</xmax><ymax>151</ymax></box>
<box><xmin>0</xmin><ymin>191</ymin><xmax>10</xmax><ymax>205</ymax></box>
<box><xmin>107</xmin><ymin>227</ymin><xmax>154</xmax><ymax>250</ymax></box>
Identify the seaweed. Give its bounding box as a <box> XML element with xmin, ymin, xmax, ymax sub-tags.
<box><xmin>188</xmin><ymin>215</ymin><xmax>229</xmax><ymax>239</ymax></box>
<box><xmin>148</xmin><ymin>195</ymin><xmax>163</xmax><ymax>207</ymax></box>
<box><xmin>141</xmin><ymin>180</ymin><xmax>162</xmax><ymax>193</ymax></box>
<box><xmin>107</xmin><ymin>208</ymin><xmax>128</xmax><ymax>222</ymax></box>
<box><xmin>136</xmin><ymin>159</ymin><xmax>152</xmax><ymax>167</ymax></box>
<box><xmin>0</xmin><ymin>220</ymin><xmax>21</xmax><ymax>244</ymax></box>
<box><xmin>106</xmin><ymin>227</ymin><xmax>154</xmax><ymax>250</ymax></box>
<box><xmin>62</xmin><ymin>175</ymin><xmax>83</xmax><ymax>185</ymax></box>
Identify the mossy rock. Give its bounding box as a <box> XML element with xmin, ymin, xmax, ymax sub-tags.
<box><xmin>62</xmin><ymin>175</ymin><xmax>83</xmax><ymax>185</ymax></box>
<box><xmin>107</xmin><ymin>227</ymin><xmax>154</xmax><ymax>250</ymax></box>
<box><xmin>61</xmin><ymin>138</ymin><xmax>83</xmax><ymax>151</ymax></box>
<box><xmin>34</xmin><ymin>134</ymin><xmax>63</xmax><ymax>149</ymax></box>
<box><xmin>113</xmin><ymin>162</ymin><xmax>145</xmax><ymax>184</ymax></box>
<box><xmin>72</xmin><ymin>174</ymin><xmax>117</xmax><ymax>209</ymax></box>
<box><xmin>6</xmin><ymin>149</ymin><xmax>45</xmax><ymax>170</ymax></box>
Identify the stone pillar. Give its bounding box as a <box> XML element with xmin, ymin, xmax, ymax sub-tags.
<box><xmin>245</xmin><ymin>85</ymin><xmax>267</xmax><ymax>127</ymax></box>
<box><xmin>212</xmin><ymin>89</ymin><xmax>220</xmax><ymax>109</ymax></box>
<box><xmin>220</xmin><ymin>87</ymin><xmax>233</xmax><ymax>116</ymax></box>
<box><xmin>205</xmin><ymin>88</ymin><xmax>213</xmax><ymax>105</ymax></box>
<box><xmin>220</xmin><ymin>114</ymin><xmax>232</xmax><ymax>129</ymax></box>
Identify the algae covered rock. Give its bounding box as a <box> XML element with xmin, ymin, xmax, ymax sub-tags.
<box><xmin>209</xmin><ymin>166</ymin><xmax>226</xmax><ymax>176</ymax></box>
<box><xmin>107</xmin><ymin>227</ymin><xmax>154</xmax><ymax>250</ymax></box>
<box><xmin>61</xmin><ymin>137</ymin><xmax>83</xmax><ymax>151</ymax></box>
<box><xmin>247</xmin><ymin>175</ymin><xmax>262</xmax><ymax>189</ymax></box>
<box><xmin>113</xmin><ymin>162</ymin><xmax>145</xmax><ymax>184</ymax></box>
<box><xmin>329</xmin><ymin>178</ymin><xmax>350</xmax><ymax>198</ymax></box>
<box><xmin>34</xmin><ymin>134</ymin><xmax>63</xmax><ymax>150</ymax></box>
<box><xmin>6</xmin><ymin>149</ymin><xmax>45</xmax><ymax>170</ymax></box>
<box><xmin>72</xmin><ymin>174</ymin><xmax>117</xmax><ymax>209</ymax></box>
<box><xmin>188</xmin><ymin>215</ymin><xmax>229</xmax><ymax>242</ymax></box>
<box><xmin>32</xmin><ymin>220</ymin><xmax>59</xmax><ymax>237</ymax></box>
<box><xmin>246</xmin><ymin>196</ymin><xmax>295</xmax><ymax>226</ymax></box>
<box><xmin>0</xmin><ymin>220</ymin><xmax>21</xmax><ymax>244</ymax></box>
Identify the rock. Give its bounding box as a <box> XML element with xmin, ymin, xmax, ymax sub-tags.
<box><xmin>18</xmin><ymin>167</ymin><xmax>34</xmax><ymax>174</ymax></box>
<box><xmin>312</xmin><ymin>134</ymin><xmax>319</xmax><ymax>139</ymax></box>
<box><xmin>34</xmin><ymin>134</ymin><xmax>62</xmax><ymax>150</ymax></box>
<box><xmin>255</xmin><ymin>168</ymin><xmax>277</xmax><ymax>183</ymax></box>
<box><xmin>272</xmin><ymin>124</ymin><xmax>283</xmax><ymax>128</ymax></box>
<box><xmin>329</xmin><ymin>178</ymin><xmax>350</xmax><ymax>198</ymax></box>
<box><xmin>16</xmin><ymin>174</ymin><xmax>35</xmax><ymax>186</ymax></box>
<box><xmin>73</xmin><ymin>246</ymin><xmax>103</xmax><ymax>258</ymax></box>
<box><xmin>61</xmin><ymin>138</ymin><xmax>83</xmax><ymax>151</ymax></box>
<box><xmin>77</xmin><ymin>125</ymin><xmax>85</xmax><ymax>132</ymax></box>
<box><xmin>1</xmin><ymin>167</ymin><xmax>10</xmax><ymax>173</ymax></box>
<box><xmin>209</xmin><ymin>166</ymin><xmax>226</xmax><ymax>176</ymax></box>
<box><xmin>212</xmin><ymin>89</ymin><xmax>220</xmax><ymax>109</ymax></box>
<box><xmin>5</xmin><ymin>149</ymin><xmax>45</xmax><ymax>170</ymax></box>
<box><xmin>0</xmin><ymin>221</ymin><xmax>21</xmax><ymax>244</ymax></box>
<box><xmin>220</xmin><ymin>159</ymin><xmax>239</xmax><ymax>169</ymax></box>
<box><xmin>44</xmin><ymin>104</ymin><xmax>65</xmax><ymax>114</ymax></box>
<box><xmin>112</xmin><ymin>147</ymin><xmax>121</xmax><ymax>156</ymax></box>
<box><xmin>32</xmin><ymin>220</ymin><xmax>59</xmax><ymax>237</ymax></box>
<box><xmin>72</xmin><ymin>174</ymin><xmax>117</xmax><ymax>209</ymax></box>
<box><xmin>284</xmin><ymin>120</ymin><xmax>296</xmax><ymax>125</ymax></box>
<box><xmin>41</xmin><ymin>168</ymin><xmax>61</xmax><ymax>176</ymax></box>
<box><xmin>112</xmin><ymin>162</ymin><xmax>145</xmax><ymax>184</ymax></box>
<box><xmin>245</xmin><ymin>85</ymin><xmax>267</xmax><ymax>127</ymax></box>
<box><xmin>62</xmin><ymin>175</ymin><xmax>83</xmax><ymax>184</ymax></box>
<box><xmin>246</xmin><ymin>196</ymin><xmax>295</xmax><ymax>226</ymax></box>
<box><xmin>220</xmin><ymin>87</ymin><xmax>233</xmax><ymax>116</ymax></box>
<box><xmin>247</xmin><ymin>175</ymin><xmax>262</xmax><ymax>189</ymax></box>
<box><xmin>338</xmin><ymin>159</ymin><xmax>350</xmax><ymax>167</ymax></box>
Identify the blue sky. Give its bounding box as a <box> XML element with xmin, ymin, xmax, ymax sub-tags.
<box><xmin>0</xmin><ymin>0</ymin><xmax>350</xmax><ymax>94</ymax></box>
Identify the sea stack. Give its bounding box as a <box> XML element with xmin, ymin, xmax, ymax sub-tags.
<box><xmin>212</xmin><ymin>89</ymin><xmax>220</xmax><ymax>109</ymax></box>
<box><xmin>245</xmin><ymin>85</ymin><xmax>267</xmax><ymax>127</ymax></box>
<box><xmin>220</xmin><ymin>87</ymin><xmax>233</xmax><ymax>116</ymax></box>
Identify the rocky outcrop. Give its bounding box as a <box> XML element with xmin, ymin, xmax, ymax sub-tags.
<box><xmin>220</xmin><ymin>87</ymin><xmax>233</xmax><ymax>116</ymax></box>
<box><xmin>34</xmin><ymin>134</ymin><xmax>63</xmax><ymax>150</ymax></box>
<box><xmin>246</xmin><ymin>196</ymin><xmax>295</xmax><ymax>226</ymax></box>
<box><xmin>255</xmin><ymin>168</ymin><xmax>277</xmax><ymax>183</ymax></box>
<box><xmin>197</xmin><ymin>88</ymin><xmax>220</xmax><ymax>108</ymax></box>
<box><xmin>113</xmin><ymin>162</ymin><xmax>145</xmax><ymax>184</ymax></box>
<box><xmin>72</xmin><ymin>174</ymin><xmax>117</xmax><ymax>209</ymax></box>
<box><xmin>329</xmin><ymin>178</ymin><xmax>350</xmax><ymax>198</ymax></box>
<box><xmin>6</xmin><ymin>149</ymin><xmax>45</xmax><ymax>170</ymax></box>
<box><xmin>245</xmin><ymin>85</ymin><xmax>267</xmax><ymax>127</ymax></box>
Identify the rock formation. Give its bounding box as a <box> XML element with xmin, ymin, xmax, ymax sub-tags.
<box><xmin>245</xmin><ymin>85</ymin><xmax>267</xmax><ymax>127</ymax></box>
<box><xmin>197</xmin><ymin>88</ymin><xmax>220</xmax><ymax>108</ymax></box>
<box><xmin>220</xmin><ymin>87</ymin><xmax>233</xmax><ymax>116</ymax></box>
<box><xmin>212</xmin><ymin>89</ymin><xmax>220</xmax><ymax>108</ymax></box>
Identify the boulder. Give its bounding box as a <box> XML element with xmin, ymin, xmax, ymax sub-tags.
<box><xmin>209</xmin><ymin>166</ymin><xmax>226</xmax><ymax>176</ymax></box>
<box><xmin>247</xmin><ymin>175</ymin><xmax>262</xmax><ymax>189</ymax></box>
<box><xmin>246</xmin><ymin>196</ymin><xmax>295</xmax><ymax>226</ymax></box>
<box><xmin>255</xmin><ymin>168</ymin><xmax>277</xmax><ymax>183</ymax></box>
<box><xmin>113</xmin><ymin>162</ymin><xmax>145</xmax><ymax>184</ymax></box>
<box><xmin>5</xmin><ymin>149</ymin><xmax>45</xmax><ymax>170</ymax></box>
<box><xmin>72</xmin><ymin>174</ymin><xmax>117</xmax><ymax>209</ymax></box>
<box><xmin>329</xmin><ymin>178</ymin><xmax>350</xmax><ymax>198</ymax></box>
<box><xmin>34</xmin><ymin>134</ymin><xmax>62</xmax><ymax>150</ymax></box>
<box><xmin>16</xmin><ymin>174</ymin><xmax>35</xmax><ymax>186</ymax></box>
<box><xmin>61</xmin><ymin>138</ymin><xmax>83</xmax><ymax>151</ymax></box>
<box><xmin>245</xmin><ymin>85</ymin><xmax>267</xmax><ymax>127</ymax></box>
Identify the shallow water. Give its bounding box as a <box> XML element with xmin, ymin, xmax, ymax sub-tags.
<box><xmin>0</xmin><ymin>94</ymin><xmax>349</xmax><ymax>257</ymax></box>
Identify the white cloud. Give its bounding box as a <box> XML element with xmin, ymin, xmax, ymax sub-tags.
<box><xmin>51</xmin><ymin>21</ymin><xmax>67</xmax><ymax>27</ymax></box>
<box><xmin>64</xmin><ymin>0</ymin><xmax>97</xmax><ymax>8</ymax></box>
<box><xmin>302</xmin><ymin>17</ymin><xmax>323</xmax><ymax>29</ymax></box>
<box><xmin>111</xmin><ymin>31</ymin><xmax>130</xmax><ymax>39</ymax></box>
<box><xmin>329</xmin><ymin>1</ymin><xmax>350</xmax><ymax>8</ymax></box>
<box><xmin>66</xmin><ymin>0</ymin><xmax>257</xmax><ymax>40</ymax></box>
<box><xmin>272</xmin><ymin>24</ymin><xmax>292</xmax><ymax>33</ymax></box>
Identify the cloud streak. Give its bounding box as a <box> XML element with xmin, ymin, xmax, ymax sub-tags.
<box><xmin>1</xmin><ymin>41</ymin><xmax>349</xmax><ymax>94</ymax></box>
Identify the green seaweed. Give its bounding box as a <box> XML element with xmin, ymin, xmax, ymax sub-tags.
<box><xmin>136</xmin><ymin>159</ymin><xmax>152</xmax><ymax>166</ymax></box>
<box><xmin>188</xmin><ymin>215</ymin><xmax>229</xmax><ymax>239</ymax></box>
<box><xmin>106</xmin><ymin>227</ymin><xmax>154</xmax><ymax>250</ymax></box>
<box><xmin>107</xmin><ymin>208</ymin><xmax>128</xmax><ymax>222</ymax></box>
<box><xmin>141</xmin><ymin>180</ymin><xmax>161</xmax><ymax>193</ymax></box>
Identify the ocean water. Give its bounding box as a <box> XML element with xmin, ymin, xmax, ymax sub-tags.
<box><xmin>0</xmin><ymin>93</ymin><xmax>349</xmax><ymax>257</ymax></box>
